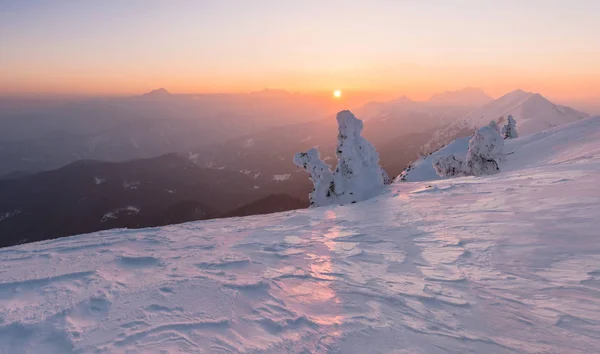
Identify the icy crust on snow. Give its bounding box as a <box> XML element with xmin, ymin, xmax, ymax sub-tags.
<box><xmin>1</xmin><ymin>117</ymin><xmax>600</xmax><ymax>353</ymax></box>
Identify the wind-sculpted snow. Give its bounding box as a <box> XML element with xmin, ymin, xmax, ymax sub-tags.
<box><xmin>1</xmin><ymin>117</ymin><xmax>600</xmax><ymax>353</ymax></box>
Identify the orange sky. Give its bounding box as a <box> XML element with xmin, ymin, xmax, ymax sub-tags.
<box><xmin>1</xmin><ymin>1</ymin><xmax>599</xmax><ymax>104</ymax></box>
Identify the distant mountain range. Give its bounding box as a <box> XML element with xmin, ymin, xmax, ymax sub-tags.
<box><xmin>0</xmin><ymin>87</ymin><xmax>589</xmax><ymax>247</ymax></box>
<box><xmin>0</xmin><ymin>89</ymin><xmax>336</xmax><ymax>175</ymax></box>
<box><xmin>0</xmin><ymin>153</ymin><xmax>308</xmax><ymax>247</ymax></box>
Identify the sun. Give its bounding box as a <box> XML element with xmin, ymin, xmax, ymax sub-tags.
<box><xmin>333</xmin><ymin>90</ymin><xmax>342</xmax><ymax>98</ymax></box>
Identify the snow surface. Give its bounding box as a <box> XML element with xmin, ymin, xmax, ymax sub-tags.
<box><xmin>272</xmin><ymin>174</ymin><xmax>291</xmax><ymax>181</ymax></box>
<box><xmin>1</xmin><ymin>117</ymin><xmax>600</xmax><ymax>353</ymax></box>
<box><xmin>122</xmin><ymin>181</ymin><xmax>140</xmax><ymax>190</ymax></box>
<box><xmin>0</xmin><ymin>210</ymin><xmax>21</xmax><ymax>222</ymax></box>
<box><xmin>100</xmin><ymin>206</ymin><xmax>141</xmax><ymax>223</ymax></box>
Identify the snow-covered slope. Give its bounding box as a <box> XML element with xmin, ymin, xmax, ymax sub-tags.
<box><xmin>429</xmin><ymin>90</ymin><xmax>589</xmax><ymax>149</ymax></box>
<box><xmin>401</xmin><ymin>116</ymin><xmax>600</xmax><ymax>183</ymax></box>
<box><xmin>1</xmin><ymin>118</ymin><xmax>600</xmax><ymax>353</ymax></box>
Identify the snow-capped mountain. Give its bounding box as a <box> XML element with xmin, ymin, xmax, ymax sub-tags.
<box><xmin>427</xmin><ymin>89</ymin><xmax>589</xmax><ymax>152</ymax></box>
<box><xmin>1</xmin><ymin>116</ymin><xmax>599</xmax><ymax>353</ymax></box>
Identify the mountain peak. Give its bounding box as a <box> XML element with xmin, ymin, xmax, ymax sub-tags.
<box><xmin>393</xmin><ymin>95</ymin><xmax>413</xmax><ymax>103</ymax></box>
<box><xmin>501</xmin><ymin>89</ymin><xmax>534</xmax><ymax>101</ymax></box>
<box><xmin>442</xmin><ymin>89</ymin><xmax>589</xmax><ymax>137</ymax></box>
<box><xmin>142</xmin><ymin>88</ymin><xmax>171</xmax><ymax>97</ymax></box>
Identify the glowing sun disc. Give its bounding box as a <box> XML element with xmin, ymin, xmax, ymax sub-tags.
<box><xmin>333</xmin><ymin>90</ymin><xmax>342</xmax><ymax>98</ymax></box>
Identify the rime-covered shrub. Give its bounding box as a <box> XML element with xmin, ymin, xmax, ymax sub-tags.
<box><xmin>433</xmin><ymin>154</ymin><xmax>468</xmax><ymax>177</ymax></box>
<box><xmin>294</xmin><ymin>110</ymin><xmax>387</xmax><ymax>207</ymax></box>
<box><xmin>465</xmin><ymin>125</ymin><xmax>504</xmax><ymax>176</ymax></box>
<box><xmin>432</xmin><ymin>125</ymin><xmax>504</xmax><ymax>178</ymax></box>
<box><xmin>293</xmin><ymin>148</ymin><xmax>334</xmax><ymax>207</ymax></box>
<box><xmin>332</xmin><ymin>110</ymin><xmax>387</xmax><ymax>203</ymax></box>
<box><xmin>502</xmin><ymin>115</ymin><xmax>518</xmax><ymax>139</ymax></box>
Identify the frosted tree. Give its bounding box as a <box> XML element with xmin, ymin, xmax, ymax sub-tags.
<box><xmin>293</xmin><ymin>148</ymin><xmax>334</xmax><ymax>207</ymax></box>
<box><xmin>488</xmin><ymin>120</ymin><xmax>500</xmax><ymax>133</ymax></box>
<box><xmin>331</xmin><ymin>110</ymin><xmax>387</xmax><ymax>204</ymax></box>
<box><xmin>294</xmin><ymin>110</ymin><xmax>387</xmax><ymax>207</ymax></box>
<box><xmin>501</xmin><ymin>115</ymin><xmax>518</xmax><ymax>139</ymax></box>
<box><xmin>432</xmin><ymin>125</ymin><xmax>504</xmax><ymax>178</ymax></box>
<box><xmin>433</xmin><ymin>154</ymin><xmax>468</xmax><ymax>177</ymax></box>
<box><xmin>465</xmin><ymin>125</ymin><xmax>504</xmax><ymax>176</ymax></box>
<box><xmin>381</xmin><ymin>169</ymin><xmax>391</xmax><ymax>185</ymax></box>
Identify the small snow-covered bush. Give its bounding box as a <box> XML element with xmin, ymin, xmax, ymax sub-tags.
<box><xmin>433</xmin><ymin>154</ymin><xmax>467</xmax><ymax>177</ymax></box>
<box><xmin>432</xmin><ymin>125</ymin><xmax>504</xmax><ymax>178</ymax></box>
<box><xmin>294</xmin><ymin>110</ymin><xmax>387</xmax><ymax>207</ymax></box>
<box><xmin>502</xmin><ymin>115</ymin><xmax>518</xmax><ymax>139</ymax></box>
<box><xmin>465</xmin><ymin>125</ymin><xmax>504</xmax><ymax>176</ymax></box>
<box><xmin>293</xmin><ymin>148</ymin><xmax>334</xmax><ymax>207</ymax></box>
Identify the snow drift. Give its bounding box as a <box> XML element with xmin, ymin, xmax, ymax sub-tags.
<box><xmin>1</xmin><ymin>117</ymin><xmax>600</xmax><ymax>353</ymax></box>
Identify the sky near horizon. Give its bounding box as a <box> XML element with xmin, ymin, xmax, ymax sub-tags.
<box><xmin>1</xmin><ymin>0</ymin><xmax>599</xmax><ymax>101</ymax></box>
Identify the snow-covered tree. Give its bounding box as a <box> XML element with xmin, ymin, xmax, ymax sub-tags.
<box><xmin>465</xmin><ymin>125</ymin><xmax>504</xmax><ymax>176</ymax></box>
<box><xmin>431</xmin><ymin>125</ymin><xmax>504</xmax><ymax>178</ymax></box>
<box><xmin>488</xmin><ymin>120</ymin><xmax>500</xmax><ymax>133</ymax></box>
<box><xmin>294</xmin><ymin>110</ymin><xmax>387</xmax><ymax>207</ymax></box>
<box><xmin>433</xmin><ymin>154</ymin><xmax>467</xmax><ymax>177</ymax></box>
<box><xmin>332</xmin><ymin>110</ymin><xmax>387</xmax><ymax>204</ymax></box>
<box><xmin>381</xmin><ymin>169</ymin><xmax>392</xmax><ymax>185</ymax></box>
<box><xmin>293</xmin><ymin>148</ymin><xmax>334</xmax><ymax>207</ymax></box>
<box><xmin>502</xmin><ymin>115</ymin><xmax>518</xmax><ymax>139</ymax></box>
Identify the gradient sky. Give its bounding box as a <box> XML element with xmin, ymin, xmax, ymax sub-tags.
<box><xmin>1</xmin><ymin>0</ymin><xmax>599</xmax><ymax>100</ymax></box>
